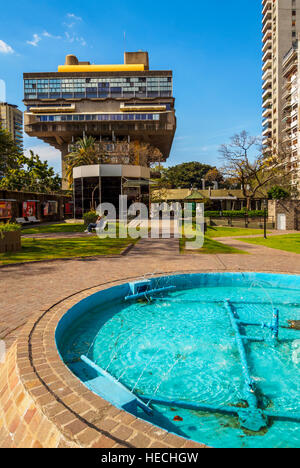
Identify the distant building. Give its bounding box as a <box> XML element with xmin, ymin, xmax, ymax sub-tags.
<box><xmin>0</xmin><ymin>102</ymin><xmax>23</xmax><ymax>149</ymax></box>
<box><xmin>282</xmin><ymin>36</ymin><xmax>300</xmax><ymax>189</ymax></box>
<box><xmin>262</xmin><ymin>0</ymin><xmax>300</xmax><ymax>191</ymax></box>
<box><xmin>151</xmin><ymin>189</ymin><xmax>264</xmax><ymax>211</ymax></box>
<box><xmin>23</xmin><ymin>51</ymin><xmax>176</xmax><ymax>215</ymax></box>
<box><xmin>262</xmin><ymin>0</ymin><xmax>300</xmax><ymax>151</ymax></box>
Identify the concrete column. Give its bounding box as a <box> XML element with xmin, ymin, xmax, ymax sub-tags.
<box><xmin>61</xmin><ymin>145</ymin><xmax>69</xmax><ymax>190</ymax></box>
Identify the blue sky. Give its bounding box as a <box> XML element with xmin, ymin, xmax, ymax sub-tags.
<box><xmin>0</xmin><ymin>0</ymin><xmax>262</xmax><ymax>175</ymax></box>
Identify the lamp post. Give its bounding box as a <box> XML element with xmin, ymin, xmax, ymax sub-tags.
<box><xmin>263</xmin><ymin>199</ymin><xmax>268</xmax><ymax>239</ymax></box>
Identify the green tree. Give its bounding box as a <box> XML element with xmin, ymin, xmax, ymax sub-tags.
<box><xmin>204</xmin><ymin>167</ymin><xmax>224</xmax><ymax>185</ymax></box>
<box><xmin>65</xmin><ymin>137</ymin><xmax>100</xmax><ymax>187</ymax></box>
<box><xmin>268</xmin><ymin>186</ymin><xmax>290</xmax><ymax>200</ymax></box>
<box><xmin>0</xmin><ymin>150</ymin><xmax>61</xmax><ymax>193</ymax></box>
<box><xmin>161</xmin><ymin>162</ymin><xmax>216</xmax><ymax>189</ymax></box>
<box><xmin>0</xmin><ymin>125</ymin><xmax>21</xmax><ymax>177</ymax></box>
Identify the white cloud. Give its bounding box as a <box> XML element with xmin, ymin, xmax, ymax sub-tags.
<box><xmin>43</xmin><ymin>31</ymin><xmax>62</xmax><ymax>40</ymax></box>
<box><xmin>0</xmin><ymin>40</ymin><xmax>14</xmax><ymax>54</ymax></box>
<box><xmin>64</xmin><ymin>13</ymin><xmax>83</xmax><ymax>29</ymax></box>
<box><xmin>27</xmin><ymin>34</ymin><xmax>42</xmax><ymax>47</ymax></box>
<box><xmin>67</xmin><ymin>13</ymin><xmax>82</xmax><ymax>21</ymax></box>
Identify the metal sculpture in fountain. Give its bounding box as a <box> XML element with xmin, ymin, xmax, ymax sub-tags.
<box><xmin>140</xmin><ymin>300</ymin><xmax>300</xmax><ymax>433</ymax></box>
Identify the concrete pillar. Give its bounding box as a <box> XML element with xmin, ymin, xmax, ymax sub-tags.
<box><xmin>61</xmin><ymin>145</ymin><xmax>69</xmax><ymax>190</ymax></box>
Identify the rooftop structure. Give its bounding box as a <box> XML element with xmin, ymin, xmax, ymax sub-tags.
<box><xmin>23</xmin><ymin>52</ymin><xmax>176</xmax><ymax>195</ymax></box>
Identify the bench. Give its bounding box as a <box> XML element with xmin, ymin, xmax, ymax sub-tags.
<box><xmin>16</xmin><ymin>217</ymin><xmax>30</xmax><ymax>225</ymax></box>
<box><xmin>27</xmin><ymin>216</ymin><xmax>41</xmax><ymax>224</ymax></box>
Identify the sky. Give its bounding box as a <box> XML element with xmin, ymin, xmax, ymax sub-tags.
<box><xmin>0</xmin><ymin>0</ymin><xmax>262</xmax><ymax>176</ymax></box>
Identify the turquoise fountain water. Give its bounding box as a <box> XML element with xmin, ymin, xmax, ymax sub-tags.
<box><xmin>57</xmin><ymin>273</ymin><xmax>300</xmax><ymax>448</ymax></box>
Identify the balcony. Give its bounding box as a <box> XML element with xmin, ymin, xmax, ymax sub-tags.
<box><xmin>262</xmin><ymin>76</ymin><xmax>272</xmax><ymax>90</ymax></box>
<box><xmin>291</xmin><ymin>119</ymin><xmax>298</xmax><ymax>130</ymax></box>
<box><xmin>262</xmin><ymin>107</ymin><xmax>272</xmax><ymax>119</ymax></box>
<box><xmin>262</xmin><ymin>88</ymin><xmax>272</xmax><ymax>99</ymax></box>
<box><xmin>262</xmin><ymin>38</ymin><xmax>272</xmax><ymax>54</ymax></box>
<box><xmin>283</xmin><ymin>47</ymin><xmax>298</xmax><ymax>66</ymax></box>
<box><xmin>262</xmin><ymin>58</ymin><xmax>272</xmax><ymax>73</ymax></box>
<box><xmin>262</xmin><ymin>0</ymin><xmax>271</xmax><ymax>17</ymax></box>
<box><xmin>262</xmin><ymin>125</ymin><xmax>272</xmax><ymax>137</ymax></box>
<box><xmin>262</xmin><ymin>97</ymin><xmax>272</xmax><ymax>109</ymax></box>
<box><xmin>282</xmin><ymin>87</ymin><xmax>292</xmax><ymax>100</ymax></box>
<box><xmin>262</xmin><ymin>48</ymin><xmax>272</xmax><ymax>62</ymax></box>
<box><xmin>283</xmin><ymin>59</ymin><xmax>298</xmax><ymax>77</ymax></box>
<box><xmin>262</xmin><ymin>28</ymin><xmax>272</xmax><ymax>43</ymax></box>
<box><xmin>262</xmin><ymin>69</ymin><xmax>272</xmax><ymax>82</ymax></box>
<box><xmin>262</xmin><ymin>20</ymin><xmax>272</xmax><ymax>36</ymax></box>
<box><xmin>282</xmin><ymin>99</ymin><xmax>292</xmax><ymax>111</ymax></box>
<box><xmin>262</xmin><ymin>117</ymin><xmax>271</xmax><ymax>129</ymax></box>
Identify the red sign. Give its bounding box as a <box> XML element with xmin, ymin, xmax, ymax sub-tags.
<box><xmin>65</xmin><ymin>202</ymin><xmax>73</xmax><ymax>215</ymax></box>
<box><xmin>0</xmin><ymin>201</ymin><xmax>12</xmax><ymax>219</ymax></box>
<box><xmin>23</xmin><ymin>201</ymin><xmax>36</xmax><ymax>218</ymax></box>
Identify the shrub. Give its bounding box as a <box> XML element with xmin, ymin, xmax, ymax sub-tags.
<box><xmin>0</xmin><ymin>223</ymin><xmax>21</xmax><ymax>232</ymax></box>
<box><xmin>0</xmin><ymin>223</ymin><xmax>21</xmax><ymax>239</ymax></box>
<box><xmin>204</xmin><ymin>210</ymin><xmax>266</xmax><ymax>218</ymax></box>
<box><xmin>83</xmin><ymin>211</ymin><xmax>98</xmax><ymax>226</ymax></box>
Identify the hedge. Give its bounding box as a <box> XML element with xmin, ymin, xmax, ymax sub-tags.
<box><xmin>204</xmin><ymin>210</ymin><xmax>266</xmax><ymax>218</ymax></box>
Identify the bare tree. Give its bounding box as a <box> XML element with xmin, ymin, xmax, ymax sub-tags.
<box><xmin>219</xmin><ymin>131</ymin><xmax>296</xmax><ymax>210</ymax></box>
<box><xmin>128</xmin><ymin>142</ymin><xmax>163</xmax><ymax>167</ymax></box>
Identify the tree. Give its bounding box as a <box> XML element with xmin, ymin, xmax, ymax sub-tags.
<box><xmin>204</xmin><ymin>167</ymin><xmax>224</xmax><ymax>186</ymax></box>
<box><xmin>128</xmin><ymin>142</ymin><xmax>163</xmax><ymax>167</ymax></box>
<box><xmin>161</xmin><ymin>162</ymin><xmax>216</xmax><ymax>189</ymax></box>
<box><xmin>268</xmin><ymin>186</ymin><xmax>290</xmax><ymax>200</ymax></box>
<box><xmin>219</xmin><ymin>131</ymin><xmax>295</xmax><ymax>210</ymax></box>
<box><xmin>0</xmin><ymin>150</ymin><xmax>61</xmax><ymax>193</ymax></box>
<box><xmin>65</xmin><ymin>137</ymin><xmax>100</xmax><ymax>187</ymax></box>
<box><xmin>0</xmin><ymin>126</ymin><xmax>21</xmax><ymax>177</ymax></box>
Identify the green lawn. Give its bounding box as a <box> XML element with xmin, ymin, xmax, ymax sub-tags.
<box><xmin>206</xmin><ymin>226</ymin><xmax>269</xmax><ymax>238</ymax></box>
<box><xmin>237</xmin><ymin>234</ymin><xmax>300</xmax><ymax>254</ymax></box>
<box><xmin>0</xmin><ymin>236</ymin><xmax>135</xmax><ymax>265</ymax></box>
<box><xmin>22</xmin><ymin>223</ymin><xmax>85</xmax><ymax>235</ymax></box>
<box><xmin>180</xmin><ymin>237</ymin><xmax>248</xmax><ymax>255</ymax></box>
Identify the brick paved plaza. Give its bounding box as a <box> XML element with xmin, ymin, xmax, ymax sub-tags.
<box><xmin>0</xmin><ymin>234</ymin><xmax>299</xmax><ymax>448</ymax></box>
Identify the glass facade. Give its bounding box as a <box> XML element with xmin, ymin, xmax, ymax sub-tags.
<box><xmin>74</xmin><ymin>176</ymin><xmax>149</xmax><ymax>217</ymax></box>
<box><xmin>24</xmin><ymin>76</ymin><xmax>172</xmax><ymax>100</ymax></box>
<box><xmin>37</xmin><ymin>113</ymin><xmax>160</xmax><ymax>122</ymax></box>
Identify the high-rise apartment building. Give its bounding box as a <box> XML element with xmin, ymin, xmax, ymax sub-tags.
<box><xmin>23</xmin><ymin>51</ymin><xmax>176</xmax><ymax>206</ymax></box>
<box><xmin>281</xmin><ymin>34</ymin><xmax>300</xmax><ymax>187</ymax></box>
<box><xmin>262</xmin><ymin>0</ymin><xmax>300</xmax><ymax>151</ymax></box>
<box><xmin>0</xmin><ymin>102</ymin><xmax>23</xmax><ymax>149</ymax></box>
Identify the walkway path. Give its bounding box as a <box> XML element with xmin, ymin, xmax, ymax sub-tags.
<box><xmin>214</xmin><ymin>230</ymin><xmax>299</xmax><ymax>255</ymax></box>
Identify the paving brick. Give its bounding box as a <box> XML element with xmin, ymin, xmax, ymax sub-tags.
<box><xmin>130</xmin><ymin>433</ymin><xmax>152</xmax><ymax>448</ymax></box>
<box><xmin>111</xmin><ymin>425</ymin><xmax>134</xmax><ymax>441</ymax></box>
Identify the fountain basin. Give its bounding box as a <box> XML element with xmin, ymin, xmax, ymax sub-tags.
<box><xmin>56</xmin><ymin>273</ymin><xmax>300</xmax><ymax>448</ymax></box>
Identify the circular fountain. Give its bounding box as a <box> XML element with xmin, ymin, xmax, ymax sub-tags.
<box><xmin>56</xmin><ymin>272</ymin><xmax>300</xmax><ymax>448</ymax></box>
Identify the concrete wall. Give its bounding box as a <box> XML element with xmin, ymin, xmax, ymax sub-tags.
<box><xmin>268</xmin><ymin>199</ymin><xmax>300</xmax><ymax>230</ymax></box>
